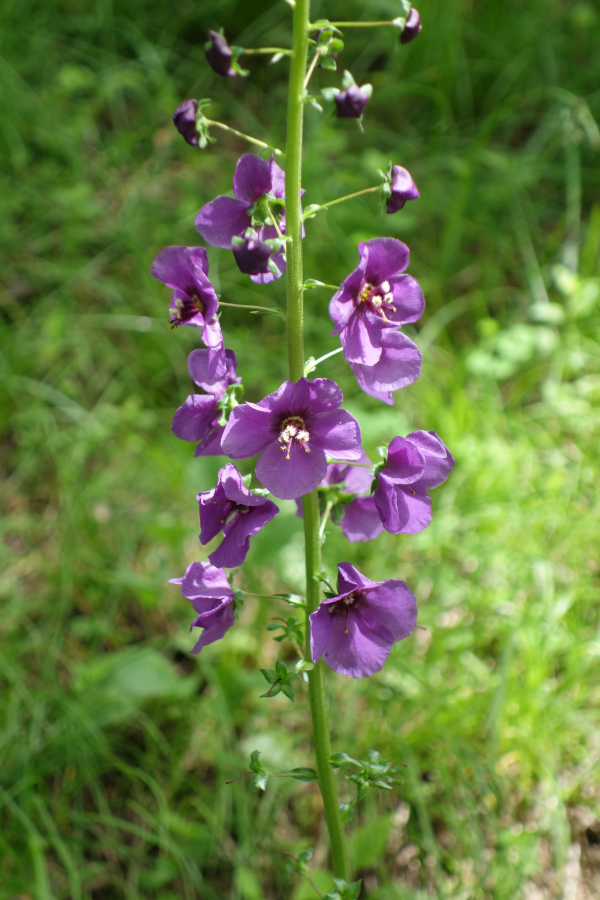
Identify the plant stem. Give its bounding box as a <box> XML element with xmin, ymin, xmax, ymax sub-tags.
<box><xmin>325</xmin><ymin>20</ymin><xmax>398</xmax><ymax>27</ymax></box>
<box><xmin>304</xmin><ymin>346</ymin><xmax>344</xmax><ymax>376</ymax></box>
<box><xmin>286</xmin><ymin>0</ymin><xmax>350</xmax><ymax>882</ymax></box>
<box><xmin>302</xmin><ymin>185</ymin><xmax>378</xmax><ymax>219</ymax></box>
<box><xmin>218</xmin><ymin>301</ymin><xmax>286</xmax><ymax>321</ymax></box>
<box><xmin>240</xmin><ymin>47</ymin><xmax>293</xmax><ymax>55</ymax></box>
<box><xmin>206</xmin><ymin>119</ymin><xmax>284</xmax><ymax>157</ymax></box>
<box><xmin>319</xmin><ymin>500</ymin><xmax>333</xmax><ymax>539</ymax></box>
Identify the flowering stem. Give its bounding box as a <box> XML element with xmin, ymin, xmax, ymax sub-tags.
<box><xmin>286</xmin><ymin>0</ymin><xmax>350</xmax><ymax>881</ymax></box>
<box><xmin>302</xmin><ymin>185</ymin><xmax>379</xmax><ymax>219</ymax></box>
<box><xmin>205</xmin><ymin>119</ymin><xmax>284</xmax><ymax>157</ymax></box>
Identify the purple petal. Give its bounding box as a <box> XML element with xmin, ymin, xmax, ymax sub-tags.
<box><xmin>151</xmin><ymin>245</ymin><xmax>209</xmax><ymax>289</ymax></box>
<box><xmin>209</xmin><ymin>502</ymin><xmax>279</xmax><ymax>568</ymax></box>
<box><xmin>255</xmin><ymin>440</ymin><xmax>327</xmax><ymax>500</ymax></box>
<box><xmin>221</xmin><ymin>405</ymin><xmax>275</xmax><ymax>458</ymax></box>
<box><xmin>233</xmin><ymin>237</ymin><xmax>273</xmax><ymax>275</ymax></box>
<box><xmin>205</xmin><ymin>31</ymin><xmax>236</xmax><ymax>77</ymax></box>
<box><xmin>362</xmin><ymin>238</ymin><xmax>410</xmax><ymax>284</ymax></box>
<box><xmin>406</xmin><ymin>430</ymin><xmax>455</xmax><ymax>489</ymax></box>
<box><xmin>374</xmin><ymin>481</ymin><xmax>432</xmax><ymax>534</ymax></box>
<box><xmin>309</xmin><ymin>409</ymin><xmax>362</xmax><ymax>460</ymax></box>
<box><xmin>329</xmin><ymin>254</ymin><xmax>368</xmax><ymax>331</ymax></box>
<box><xmin>351</xmin><ymin>331</ymin><xmax>422</xmax><ymax>393</ymax></box>
<box><xmin>340</xmin><ymin>311</ymin><xmax>383</xmax><ymax>365</ymax></box>
<box><xmin>336</xmin><ymin>563</ymin><xmax>384</xmax><ymax>595</ymax></box>
<box><xmin>188</xmin><ymin>348</ymin><xmax>238</xmax><ymax>395</ymax></box>
<box><xmin>323</xmin><ymin>612</ymin><xmax>392</xmax><ymax>678</ymax></box>
<box><xmin>362</xmin><ymin>581</ymin><xmax>418</xmax><ymax>641</ymax></box>
<box><xmin>195</xmin><ymin>426</ymin><xmax>226</xmax><ymax>456</ymax></box>
<box><xmin>233</xmin><ymin>154</ymin><xmax>273</xmax><ymax>205</ymax></box>
<box><xmin>201</xmin><ymin>316</ymin><xmax>225</xmax><ymax>351</ymax></box>
<box><xmin>383</xmin><ymin>436</ymin><xmax>426</xmax><ymax>483</ymax></box>
<box><xmin>340</xmin><ymin>497</ymin><xmax>383</xmax><ymax>542</ymax></box>
<box><xmin>386</xmin><ymin>165</ymin><xmax>420</xmax><ymax>214</ymax></box>
<box><xmin>269</xmin><ymin>156</ymin><xmax>286</xmax><ymax>199</ymax></box>
<box><xmin>387</xmin><ymin>274</ymin><xmax>425</xmax><ymax>325</ymax></box>
<box><xmin>173</xmin><ymin>99</ymin><xmax>199</xmax><ymax>146</ymax></box>
<box><xmin>191</xmin><ymin>602</ymin><xmax>235</xmax><ymax>653</ymax></box>
<box><xmin>309</xmin><ymin>604</ymin><xmax>334</xmax><ymax>663</ymax></box>
<box><xmin>250</xmin><ymin>246</ymin><xmax>286</xmax><ymax>283</ymax></box>
<box><xmin>195</xmin><ymin>196</ymin><xmax>250</xmax><ymax>248</ymax></box>
<box><xmin>291</xmin><ymin>377</ymin><xmax>344</xmax><ymax>415</ymax></box>
<box><xmin>172</xmin><ymin>394</ymin><xmax>219</xmax><ymax>442</ymax></box>
<box><xmin>177</xmin><ymin>561</ymin><xmax>233</xmax><ymax>605</ymax></box>
<box><xmin>400</xmin><ymin>8</ymin><xmax>422</xmax><ymax>44</ymax></box>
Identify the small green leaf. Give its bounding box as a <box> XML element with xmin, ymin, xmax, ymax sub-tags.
<box><xmin>260</xmin><ymin>667</ymin><xmax>278</xmax><ymax>684</ymax></box>
<box><xmin>330</xmin><ymin>752</ymin><xmax>363</xmax><ymax>770</ymax></box>
<box><xmin>280</xmin><ymin>681</ymin><xmax>296</xmax><ymax>701</ymax></box>
<box><xmin>284</xmin><ymin>767</ymin><xmax>318</xmax><ymax>782</ymax></box>
<box><xmin>252</xmin><ymin>769</ymin><xmax>269</xmax><ymax>791</ymax></box>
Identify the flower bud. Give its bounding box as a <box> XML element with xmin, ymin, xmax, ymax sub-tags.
<box><xmin>205</xmin><ymin>30</ymin><xmax>236</xmax><ymax>77</ymax></box>
<box><xmin>400</xmin><ymin>8</ymin><xmax>422</xmax><ymax>44</ymax></box>
<box><xmin>386</xmin><ymin>165</ymin><xmax>420</xmax><ymax>213</ymax></box>
<box><xmin>173</xmin><ymin>99</ymin><xmax>199</xmax><ymax>146</ymax></box>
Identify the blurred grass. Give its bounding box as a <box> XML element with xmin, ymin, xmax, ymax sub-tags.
<box><xmin>1</xmin><ymin>0</ymin><xmax>600</xmax><ymax>897</ymax></box>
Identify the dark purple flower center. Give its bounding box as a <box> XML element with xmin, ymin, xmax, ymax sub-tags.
<box><xmin>170</xmin><ymin>288</ymin><xmax>206</xmax><ymax>328</ymax></box>
<box><xmin>217</xmin><ymin>499</ymin><xmax>251</xmax><ymax>524</ymax></box>
<box><xmin>327</xmin><ymin>590</ymin><xmax>367</xmax><ymax>633</ymax></box>
<box><xmin>357</xmin><ymin>281</ymin><xmax>397</xmax><ymax>322</ymax></box>
<box><xmin>278</xmin><ymin>415</ymin><xmax>310</xmax><ymax>460</ymax></box>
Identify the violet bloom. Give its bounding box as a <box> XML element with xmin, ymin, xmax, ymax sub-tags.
<box><xmin>325</xmin><ymin>458</ymin><xmax>384</xmax><ymax>543</ymax></box>
<box><xmin>196</xmin><ymin>154</ymin><xmax>287</xmax><ymax>284</ymax></box>
<box><xmin>374</xmin><ymin>430</ymin><xmax>455</xmax><ymax>534</ymax></box>
<box><xmin>329</xmin><ymin>237</ymin><xmax>425</xmax><ymax>366</ymax></box>
<box><xmin>198</xmin><ymin>464</ymin><xmax>279</xmax><ymax>568</ymax></box>
<box><xmin>173</xmin><ymin>99</ymin><xmax>199</xmax><ymax>146</ymax></box>
<box><xmin>386</xmin><ymin>165</ymin><xmax>420</xmax><ymax>214</ymax></box>
<box><xmin>232</xmin><ymin>235</ymin><xmax>273</xmax><ymax>276</ymax></box>
<box><xmin>350</xmin><ymin>329</ymin><xmax>422</xmax><ymax>405</ymax></box>
<box><xmin>309</xmin><ymin>563</ymin><xmax>417</xmax><ymax>678</ymax></box>
<box><xmin>172</xmin><ymin>349</ymin><xmax>240</xmax><ymax>456</ymax></box>
<box><xmin>401</xmin><ymin>9</ymin><xmax>422</xmax><ymax>44</ymax></box>
<box><xmin>221</xmin><ymin>378</ymin><xmax>363</xmax><ymax>500</ymax></box>
<box><xmin>151</xmin><ymin>245</ymin><xmax>224</xmax><ymax>371</ymax></box>
<box><xmin>206</xmin><ymin>31</ymin><xmax>236</xmax><ymax>77</ymax></box>
<box><xmin>334</xmin><ymin>79</ymin><xmax>373</xmax><ymax>118</ymax></box>
<box><xmin>170</xmin><ymin>561</ymin><xmax>235</xmax><ymax>654</ymax></box>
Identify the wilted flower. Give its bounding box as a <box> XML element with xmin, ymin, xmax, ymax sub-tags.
<box><xmin>151</xmin><ymin>246</ymin><xmax>224</xmax><ymax>374</ymax></box>
<box><xmin>401</xmin><ymin>8</ymin><xmax>422</xmax><ymax>44</ymax></box>
<box><xmin>349</xmin><ymin>329</ymin><xmax>422</xmax><ymax>405</ymax></box>
<box><xmin>221</xmin><ymin>378</ymin><xmax>363</xmax><ymax>500</ymax></box>
<box><xmin>374</xmin><ymin>430</ymin><xmax>455</xmax><ymax>534</ymax></box>
<box><xmin>173</xmin><ymin>99</ymin><xmax>199</xmax><ymax>146</ymax></box>
<box><xmin>170</xmin><ymin>562</ymin><xmax>235</xmax><ymax>653</ymax></box>
<box><xmin>205</xmin><ymin>30</ymin><xmax>236</xmax><ymax>77</ymax></box>
<box><xmin>309</xmin><ymin>563</ymin><xmax>417</xmax><ymax>677</ymax></box>
<box><xmin>172</xmin><ymin>349</ymin><xmax>240</xmax><ymax>456</ymax></box>
<box><xmin>329</xmin><ymin>237</ymin><xmax>425</xmax><ymax>366</ymax></box>
<box><xmin>196</xmin><ymin>154</ymin><xmax>288</xmax><ymax>284</ymax></box>
<box><xmin>198</xmin><ymin>463</ymin><xmax>279</xmax><ymax>568</ymax></box>
<box><xmin>386</xmin><ymin>165</ymin><xmax>420</xmax><ymax>214</ymax></box>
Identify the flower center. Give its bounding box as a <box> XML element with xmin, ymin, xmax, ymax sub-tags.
<box><xmin>278</xmin><ymin>415</ymin><xmax>310</xmax><ymax>460</ymax></box>
<box><xmin>327</xmin><ymin>590</ymin><xmax>366</xmax><ymax>633</ymax></box>
<box><xmin>357</xmin><ymin>280</ymin><xmax>396</xmax><ymax>322</ymax></box>
<box><xmin>169</xmin><ymin>290</ymin><xmax>205</xmax><ymax>329</ymax></box>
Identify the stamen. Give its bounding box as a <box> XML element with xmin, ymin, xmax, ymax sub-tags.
<box><xmin>278</xmin><ymin>415</ymin><xmax>310</xmax><ymax>460</ymax></box>
<box><xmin>381</xmin><ymin>280</ymin><xmax>390</xmax><ymax>293</ymax></box>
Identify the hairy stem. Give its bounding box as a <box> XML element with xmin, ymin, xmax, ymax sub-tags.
<box><xmin>303</xmin><ymin>185</ymin><xmax>379</xmax><ymax>219</ymax></box>
<box><xmin>286</xmin><ymin>0</ymin><xmax>350</xmax><ymax>881</ymax></box>
<box><xmin>206</xmin><ymin>119</ymin><xmax>284</xmax><ymax>156</ymax></box>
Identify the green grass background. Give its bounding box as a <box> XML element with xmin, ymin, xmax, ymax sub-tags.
<box><xmin>1</xmin><ymin>0</ymin><xmax>600</xmax><ymax>897</ymax></box>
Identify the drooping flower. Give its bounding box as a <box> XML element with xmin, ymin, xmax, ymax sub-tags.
<box><xmin>195</xmin><ymin>154</ymin><xmax>288</xmax><ymax>284</ymax></box>
<box><xmin>198</xmin><ymin>464</ymin><xmax>279</xmax><ymax>568</ymax></box>
<box><xmin>172</xmin><ymin>349</ymin><xmax>240</xmax><ymax>456</ymax></box>
<box><xmin>401</xmin><ymin>9</ymin><xmax>422</xmax><ymax>45</ymax></box>
<box><xmin>170</xmin><ymin>561</ymin><xmax>235</xmax><ymax>653</ymax></box>
<box><xmin>329</xmin><ymin>238</ymin><xmax>425</xmax><ymax>367</ymax></box>
<box><xmin>332</xmin><ymin>71</ymin><xmax>373</xmax><ymax>119</ymax></box>
<box><xmin>151</xmin><ymin>246</ymin><xmax>225</xmax><ymax>375</ymax></box>
<box><xmin>205</xmin><ymin>31</ymin><xmax>236</xmax><ymax>77</ymax></box>
<box><xmin>173</xmin><ymin>99</ymin><xmax>199</xmax><ymax>146</ymax></box>
<box><xmin>221</xmin><ymin>378</ymin><xmax>363</xmax><ymax>500</ymax></box>
<box><xmin>349</xmin><ymin>329</ymin><xmax>422</xmax><ymax>405</ymax></box>
<box><xmin>309</xmin><ymin>563</ymin><xmax>417</xmax><ymax>678</ymax></box>
<box><xmin>374</xmin><ymin>430</ymin><xmax>455</xmax><ymax>534</ymax></box>
<box><xmin>386</xmin><ymin>165</ymin><xmax>420</xmax><ymax>214</ymax></box>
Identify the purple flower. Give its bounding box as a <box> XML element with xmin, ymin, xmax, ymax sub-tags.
<box><xmin>221</xmin><ymin>378</ymin><xmax>363</xmax><ymax>500</ymax></box>
<box><xmin>198</xmin><ymin>463</ymin><xmax>279</xmax><ymax>568</ymax></box>
<box><xmin>350</xmin><ymin>329</ymin><xmax>422</xmax><ymax>405</ymax></box>
<box><xmin>173</xmin><ymin>99</ymin><xmax>199</xmax><ymax>146</ymax></box>
<box><xmin>232</xmin><ymin>234</ymin><xmax>274</xmax><ymax>276</ymax></box>
<box><xmin>151</xmin><ymin>246</ymin><xmax>224</xmax><ymax>368</ymax></box>
<box><xmin>329</xmin><ymin>238</ymin><xmax>425</xmax><ymax>366</ymax></box>
<box><xmin>333</xmin><ymin>81</ymin><xmax>373</xmax><ymax>119</ymax></box>
<box><xmin>172</xmin><ymin>349</ymin><xmax>240</xmax><ymax>456</ymax></box>
<box><xmin>205</xmin><ymin>31</ymin><xmax>236</xmax><ymax>77</ymax></box>
<box><xmin>309</xmin><ymin>563</ymin><xmax>417</xmax><ymax>678</ymax></box>
<box><xmin>170</xmin><ymin>562</ymin><xmax>235</xmax><ymax>653</ymax></box>
<box><xmin>374</xmin><ymin>430</ymin><xmax>455</xmax><ymax>534</ymax></box>
<box><xmin>195</xmin><ymin>154</ymin><xmax>288</xmax><ymax>284</ymax></box>
<box><xmin>401</xmin><ymin>9</ymin><xmax>422</xmax><ymax>45</ymax></box>
<box><xmin>386</xmin><ymin>165</ymin><xmax>420</xmax><ymax>214</ymax></box>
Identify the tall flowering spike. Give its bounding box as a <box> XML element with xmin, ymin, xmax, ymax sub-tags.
<box><xmin>173</xmin><ymin>99</ymin><xmax>199</xmax><ymax>146</ymax></box>
<box><xmin>198</xmin><ymin>463</ymin><xmax>279</xmax><ymax>568</ymax></box>
<box><xmin>169</xmin><ymin>562</ymin><xmax>235</xmax><ymax>653</ymax></box>
<box><xmin>195</xmin><ymin>154</ymin><xmax>289</xmax><ymax>284</ymax></box>
<box><xmin>329</xmin><ymin>237</ymin><xmax>425</xmax><ymax>367</ymax></box>
<box><xmin>151</xmin><ymin>246</ymin><xmax>225</xmax><ymax>373</ymax></box>
<box><xmin>205</xmin><ymin>31</ymin><xmax>236</xmax><ymax>77</ymax></box>
<box><xmin>309</xmin><ymin>563</ymin><xmax>417</xmax><ymax>678</ymax></box>
<box><xmin>374</xmin><ymin>430</ymin><xmax>455</xmax><ymax>534</ymax></box>
<box><xmin>401</xmin><ymin>9</ymin><xmax>422</xmax><ymax>44</ymax></box>
<box><xmin>350</xmin><ymin>330</ymin><xmax>423</xmax><ymax>405</ymax></box>
<box><xmin>221</xmin><ymin>378</ymin><xmax>363</xmax><ymax>500</ymax></box>
<box><xmin>172</xmin><ymin>349</ymin><xmax>240</xmax><ymax>456</ymax></box>
<box><xmin>386</xmin><ymin>165</ymin><xmax>420</xmax><ymax>214</ymax></box>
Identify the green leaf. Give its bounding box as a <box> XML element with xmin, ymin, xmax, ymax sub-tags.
<box><xmin>283</xmin><ymin>767</ymin><xmax>318</xmax><ymax>782</ymax></box>
<box><xmin>260</xmin><ymin>667</ymin><xmax>278</xmax><ymax>684</ymax></box>
<box><xmin>252</xmin><ymin>769</ymin><xmax>269</xmax><ymax>791</ymax></box>
<box><xmin>280</xmin><ymin>681</ymin><xmax>296</xmax><ymax>701</ymax></box>
<box><xmin>275</xmin><ymin>658</ymin><xmax>287</xmax><ymax>678</ymax></box>
<box><xmin>330</xmin><ymin>752</ymin><xmax>363</xmax><ymax>771</ymax></box>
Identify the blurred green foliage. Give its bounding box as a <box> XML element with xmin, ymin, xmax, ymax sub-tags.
<box><xmin>1</xmin><ymin>0</ymin><xmax>600</xmax><ymax>897</ymax></box>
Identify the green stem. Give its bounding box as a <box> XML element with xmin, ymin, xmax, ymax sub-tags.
<box><xmin>303</xmin><ymin>185</ymin><xmax>379</xmax><ymax>219</ymax></box>
<box><xmin>206</xmin><ymin>119</ymin><xmax>284</xmax><ymax>157</ymax></box>
<box><xmin>287</xmin><ymin>0</ymin><xmax>350</xmax><ymax>882</ymax></box>
<box><xmin>218</xmin><ymin>301</ymin><xmax>286</xmax><ymax>321</ymax></box>
<box><xmin>324</xmin><ymin>20</ymin><xmax>398</xmax><ymax>27</ymax></box>
<box><xmin>304</xmin><ymin>346</ymin><xmax>344</xmax><ymax>376</ymax></box>
<box><xmin>240</xmin><ymin>47</ymin><xmax>293</xmax><ymax>55</ymax></box>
